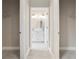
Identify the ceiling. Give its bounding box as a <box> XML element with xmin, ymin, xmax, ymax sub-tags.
<box><xmin>30</xmin><ymin>0</ymin><xmax>50</xmax><ymax>7</ymax></box>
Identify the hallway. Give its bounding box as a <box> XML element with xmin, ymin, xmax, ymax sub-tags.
<box><xmin>2</xmin><ymin>0</ymin><xmax>76</xmax><ymax>59</ymax></box>
<box><xmin>27</xmin><ymin>49</ymin><xmax>52</xmax><ymax>59</ymax></box>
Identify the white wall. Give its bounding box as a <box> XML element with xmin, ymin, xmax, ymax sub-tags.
<box><xmin>30</xmin><ymin>0</ymin><xmax>49</xmax><ymax>7</ymax></box>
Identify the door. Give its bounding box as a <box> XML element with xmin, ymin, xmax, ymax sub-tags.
<box><xmin>20</xmin><ymin>0</ymin><xmax>29</xmax><ymax>59</ymax></box>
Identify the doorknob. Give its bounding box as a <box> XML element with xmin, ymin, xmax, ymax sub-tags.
<box><xmin>19</xmin><ymin>32</ymin><xmax>21</xmax><ymax>34</ymax></box>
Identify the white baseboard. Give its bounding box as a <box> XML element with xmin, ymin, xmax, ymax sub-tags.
<box><xmin>2</xmin><ymin>47</ymin><xmax>76</xmax><ymax>51</ymax></box>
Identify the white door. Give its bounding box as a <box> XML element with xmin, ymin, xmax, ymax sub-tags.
<box><xmin>20</xmin><ymin>0</ymin><xmax>29</xmax><ymax>59</ymax></box>
<box><xmin>30</xmin><ymin>8</ymin><xmax>49</xmax><ymax>49</ymax></box>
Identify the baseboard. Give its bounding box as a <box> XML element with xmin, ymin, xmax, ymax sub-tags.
<box><xmin>60</xmin><ymin>47</ymin><xmax>76</xmax><ymax>51</ymax></box>
<box><xmin>2</xmin><ymin>47</ymin><xmax>76</xmax><ymax>51</ymax></box>
<box><xmin>2</xmin><ymin>47</ymin><xmax>19</xmax><ymax>50</ymax></box>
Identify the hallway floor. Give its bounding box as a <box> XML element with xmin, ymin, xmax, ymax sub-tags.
<box><xmin>2</xmin><ymin>50</ymin><xmax>76</xmax><ymax>59</ymax></box>
<box><xmin>27</xmin><ymin>49</ymin><xmax>52</xmax><ymax>59</ymax></box>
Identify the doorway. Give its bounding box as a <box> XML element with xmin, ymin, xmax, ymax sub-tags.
<box><xmin>20</xmin><ymin>0</ymin><xmax>59</xmax><ymax>59</ymax></box>
<box><xmin>30</xmin><ymin>8</ymin><xmax>49</xmax><ymax>49</ymax></box>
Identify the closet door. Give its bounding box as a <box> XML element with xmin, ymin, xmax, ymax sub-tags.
<box><xmin>20</xmin><ymin>0</ymin><xmax>29</xmax><ymax>59</ymax></box>
<box><xmin>50</xmin><ymin>0</ymin><xmax>59</xmax><ymax>59</ymax></box>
